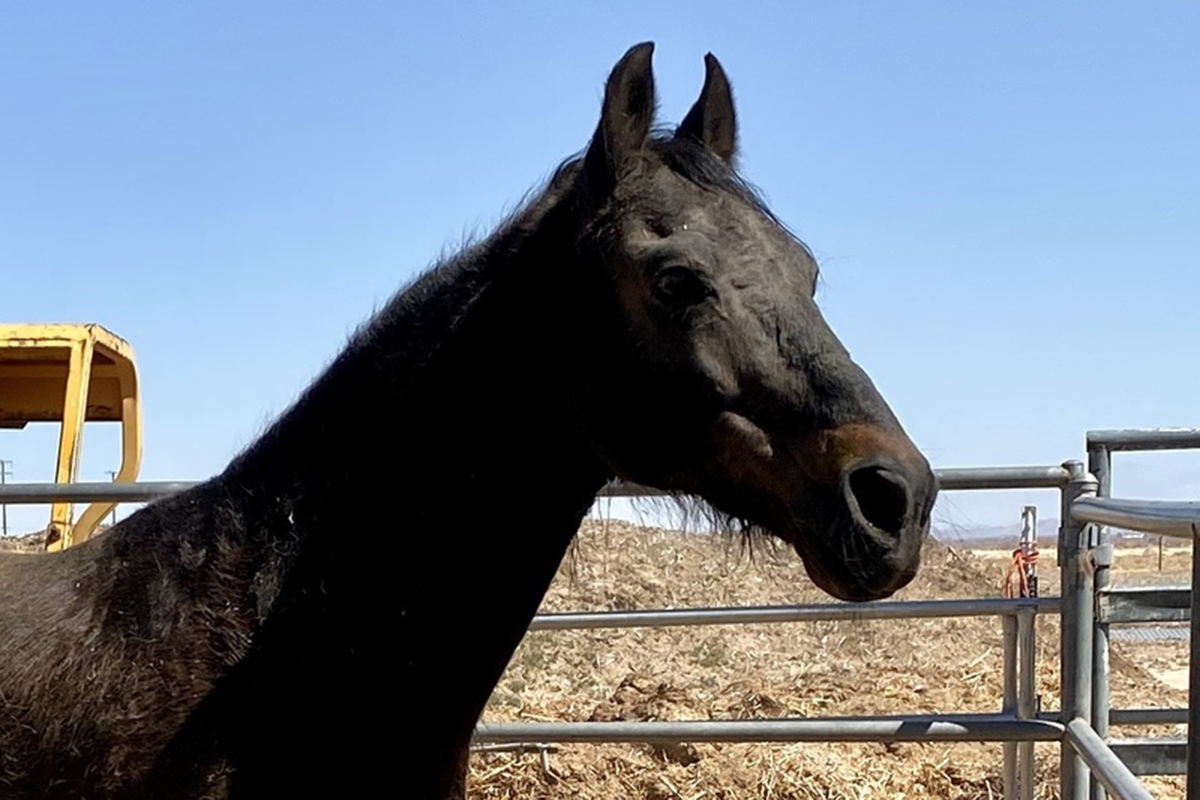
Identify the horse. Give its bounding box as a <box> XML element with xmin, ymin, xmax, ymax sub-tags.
<box><xmin>0</xmin><ymin>43</ymin><xmax>936</xmax><ymax>799</ymax></box>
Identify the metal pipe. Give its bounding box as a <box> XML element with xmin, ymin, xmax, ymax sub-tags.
<box><xmin>1092</xmin><ymin>581</ymin><xmax>1113</xmax><ymax>786</ymax></box>
<box><xmin>0</xmin><ymin>466</ymin><xmax>1075</xmax><ymax>506</ymax></box>
<box><xmin>1020</xmin><ymin>505</ymin><xmax>1040</xmax><ymax>599</ymax></box>
<box><xmin>0</xmin><ymin>481</ymin><xmax>196</xmax><ymax>503</ymax></box>
<box><xmin>528</xmin><ymin>597</ymin><xmax>1057</xmax><ymax>631</ymax></box>
<box><xmin>1086</xmin><ymin>428</ymin><xmax>1200</xmax><ymax>453</ymax></box>
<box><xmin>1018</xmin><ymin>608</ymin><xmax>1037</xmax><ymax>800</ymax></box>
<box><xmin>474</xmin><ymin>715</ymin><xmax>1065</xmax><ymax>745</ymax></box>
<box><xmin>600</xmin><ymin>465</ymin><xmax>1070</xmax><ymax>496</ymax></box>
<box><xmin>1109</xmin><ymin>708</ymin><xmax>1189</xmax><ymax>726</ymax></box>
<box><xmin>935</xmin><ymin>465</ymin><xmax>1072</xmax><ymax>490</ymax></box>
<box><xmin>598</xmin><ymin>465</ymin><xmax>1073</xmax><ymax>498</ymax></box>
<box><xmin>1189</xmin><ymin>538</ymin><xmax>1200</xmax><ymax>800</ymax></box>
<box><xmin>1089</xmin><ymin>444</ymin><xmax>1113</xmax><ymax>800</ymax></box>
<box><xmin>1017</xmin><ymin>506</ymin><xmax>1039</xmax><ymax>800</ymax></box>
<box><xmin>1003</xmin><ymin>614</ymin><xmax>1019</xmax><ymax>800</ymax></box>
<box><xmin>470</xmin><ymin>742</ymin><xmax>558</xmax><ymax>754</ymax></box>
<box><xmin>1072</xmin><ymin>497</ymin><xmax>1200</xmax><ymax>541</ymax></box>
<box><xmin>1061</xmin><ymin>461</ymin><xmax>1098</xmax><ymax>800</ymax></box>
<box><xmin>1065</xmin><ymin>718</ymin><xmax>1157</xmax><ymax>800</ymax></box>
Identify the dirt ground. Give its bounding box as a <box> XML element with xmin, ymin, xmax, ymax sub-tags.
<box><xmin>469</xmin><ymin>522</ymin><xmax>1192</xmax><ymax>800</ymax></box>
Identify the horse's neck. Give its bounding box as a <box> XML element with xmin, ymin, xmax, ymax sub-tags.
<box><xmin>211</xmin><ymin>190</ymin><xmax>611</xmax><ymax>781</ymax></box>
<box><xmin>222</xmin><ymin>189</ymin><xmax>610</xmax><ymax>574</ymax></box>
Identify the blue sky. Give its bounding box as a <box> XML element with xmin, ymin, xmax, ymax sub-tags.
<box><xmin>2</xmin><ymin>3</ymin><xmax>1198</xmax><ymax>536</ymax></box>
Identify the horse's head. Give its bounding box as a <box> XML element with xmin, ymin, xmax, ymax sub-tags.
<box><xmin>568</xmin><ymin>43</ymin><xmax>937</xmax><ymax>602</ymax></box>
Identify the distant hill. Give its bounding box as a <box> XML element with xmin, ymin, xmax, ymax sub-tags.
<box><xmin>933</xmin><ymin>519</ymin><xmax>1163</xmax><ymax>550</ymax></box>
<box><xmin>932</xmin><ymin>519</ymin><xmax>1058</xmax><ymax>548</ymax></box>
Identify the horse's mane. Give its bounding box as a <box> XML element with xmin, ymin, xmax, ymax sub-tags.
<box><xmin>344</xmin><ymin>157</ymin><xmax>585</xmax><ymax>377</ymax></box>
<box><xmin>229</xmin><ymin>133</ymin><xmax>812</xmax><ymax>487</ymax></box>
<box><xmin>351</xmin><ymin>132</ymin><xmax>789</xmax><ymax>373</ymax></box>
<box><xmin>225</xmin><ymin>161</ymin><xmax>584</xmax><ymax>480</ymax></box>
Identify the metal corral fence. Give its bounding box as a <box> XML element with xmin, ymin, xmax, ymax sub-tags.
<box><xmin>2</xmin><ymin>428</ymin><xmax>1199</xmax><ymax>800</ymax></box>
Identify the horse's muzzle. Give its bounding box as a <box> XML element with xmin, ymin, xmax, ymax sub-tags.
<box><xmin>788</xmin><ymin>427</ymin><xmax>938</xmax><ymax>602</ymax></box>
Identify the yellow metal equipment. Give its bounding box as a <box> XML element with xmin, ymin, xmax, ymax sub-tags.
<box><xmin>0</xmin><ymin>324</ymin><xmax>142</xmax><ymax>550</ymax></box>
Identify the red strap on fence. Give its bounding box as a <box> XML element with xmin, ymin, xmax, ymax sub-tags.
<box><xmin>1003</xmin><ymin>544</ymin><xmax>1039</xmax><ymax>598</ymax></box>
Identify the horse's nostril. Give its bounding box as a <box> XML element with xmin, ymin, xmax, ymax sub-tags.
<box><xmin>848</xmin><ymin>465</ymin><xmax>911</xmax><ymax>538</ymax></box>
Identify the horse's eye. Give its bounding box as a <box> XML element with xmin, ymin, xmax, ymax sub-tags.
<box><xmin>652</xmin><ymin>266</ymin><xmax>714</xmax><ymax>307</ymax></box>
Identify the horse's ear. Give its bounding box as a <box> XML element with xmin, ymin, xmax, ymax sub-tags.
<box><xmin>676</xmin><ymin>53</ymin><xmax>738</xmax><ymax>164</ymax></box>
<box><xmin>584</xmin><ymin>42</ymin><xmax>657</xmax><ymax>196</ymax></box>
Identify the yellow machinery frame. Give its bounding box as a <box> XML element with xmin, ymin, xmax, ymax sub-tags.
<box><xmin>0</xmin><ymin>324</ymin><xmax>142</xmax><ymax>550</ymax></box>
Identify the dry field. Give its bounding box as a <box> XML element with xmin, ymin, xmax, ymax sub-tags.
<box><xmin>470</xmin><ymin>522</ymin><xmax>1193</xmax><ymax>800</ymax></box>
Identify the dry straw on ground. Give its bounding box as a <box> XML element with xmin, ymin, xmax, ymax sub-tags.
<box><xmin>1</xmin><ymin>525</ymin><xmax>1188</xmax><ymax>798</ymax></box>
<box><xmin>470</xmin><ymin>520</ymin><xmax>1191</xmax><ymax>800</ymax></box>
<box><xmin>0</xmin><ymin>533</ymin><xmax>43</xmax><ymax>554</ymax></box>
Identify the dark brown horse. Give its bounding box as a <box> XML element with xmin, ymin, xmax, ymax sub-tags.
<box><xmin>0</xmin><ymin>43</ymin><xmax>935</xmax><ymax>799</ymax></box>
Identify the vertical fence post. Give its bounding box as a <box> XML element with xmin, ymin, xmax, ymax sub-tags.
<box><xmin>1021</xmin><ymin>505</ymin><xmax>1039</xmax><ymax>598</ymax></box>
<box><xmin>1018</xmin><ymin>606</ymin><xmax>1037</xmax><ymax>800</ymax></box>
<box><xmin>1060</xmin><ymin>460</ymin><xmax>1098</xmax><ymax>800</ymax></box>
<box><xmin>1088</xmin><ymin>445</ymin><xmax>1113</xmax><ymax>800</ymax></box>
<box><xmin>1003</xmin><ymin>612</ymin><xmax>1019</xmax><ymax>800</ymax></box>
<box><xmin>1017</xmin><ymin>504</ymin><xmax>1038</xmax><ymax>800</ymax></box>
<box><xmin>1189</xmin><ymin>529</ymin><xmax>1200</xmax><ymax>800</ymax></box>
<box><xmin>1013</xmin><ymin>504</ymin><xmax>1039</xmax><ymax>800</ymax></box>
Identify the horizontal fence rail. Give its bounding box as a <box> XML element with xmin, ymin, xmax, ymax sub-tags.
<box><xmin>1073</xmin><ymin>497</ymin><xmax>1200</xmax><ymax>540</ymax></box>
<box><xmin>0</xmin><ymin>465</ymin><xmax>1074</xmax><ymax>505</ymax></box>
<box><xmin>1109</xmin><ymin>708</ymin><xmax>1190</xmax><ymax>727</ymax></box>
<box><xmin>529</xmin><ymin>597</ymin><xmax>1058</xmax><ymax>631</ymax></box>
<box><xmin>934</xmin><ymin>465</ymin><xmax>1071</xmax><ymax>491</ymax></box>
<box><xmin>597</xmin><ymin>465</ymin><xmax>1073</xmax><ymax>498</ymax></box>
<box><xmin>0</xmin><ymin>481</ymin><xmax>195</xmax><ymax>503</ymax></box>
<box><xmin>475</xmin><ymin>715</ymin><xmax>1065</xmax><ymax>745</ymax></box>
<box><xmin>1108</xmin><ymin>739</ymin><xmax>1188</xmax><ymax>777</ymax></box>
<box><xmin>1099</xmin><ymin>586</ymin><xmax>1192</xmax><ymax>625</ymax></box>
<box><xmin>1087</xmin><ymin>428</ymin><xmax>1200</xmax><ymax>453</ymax></box>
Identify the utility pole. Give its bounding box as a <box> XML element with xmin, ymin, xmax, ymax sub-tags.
<box><xmin>0</xmin><ymin>460</ymin><xmax>12</xmax><ymax>538</ymax></box>
<box><xmin>106</xmin><ymin>470</ymin><xmax>118</xmax><ymax>526</ymax></box>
